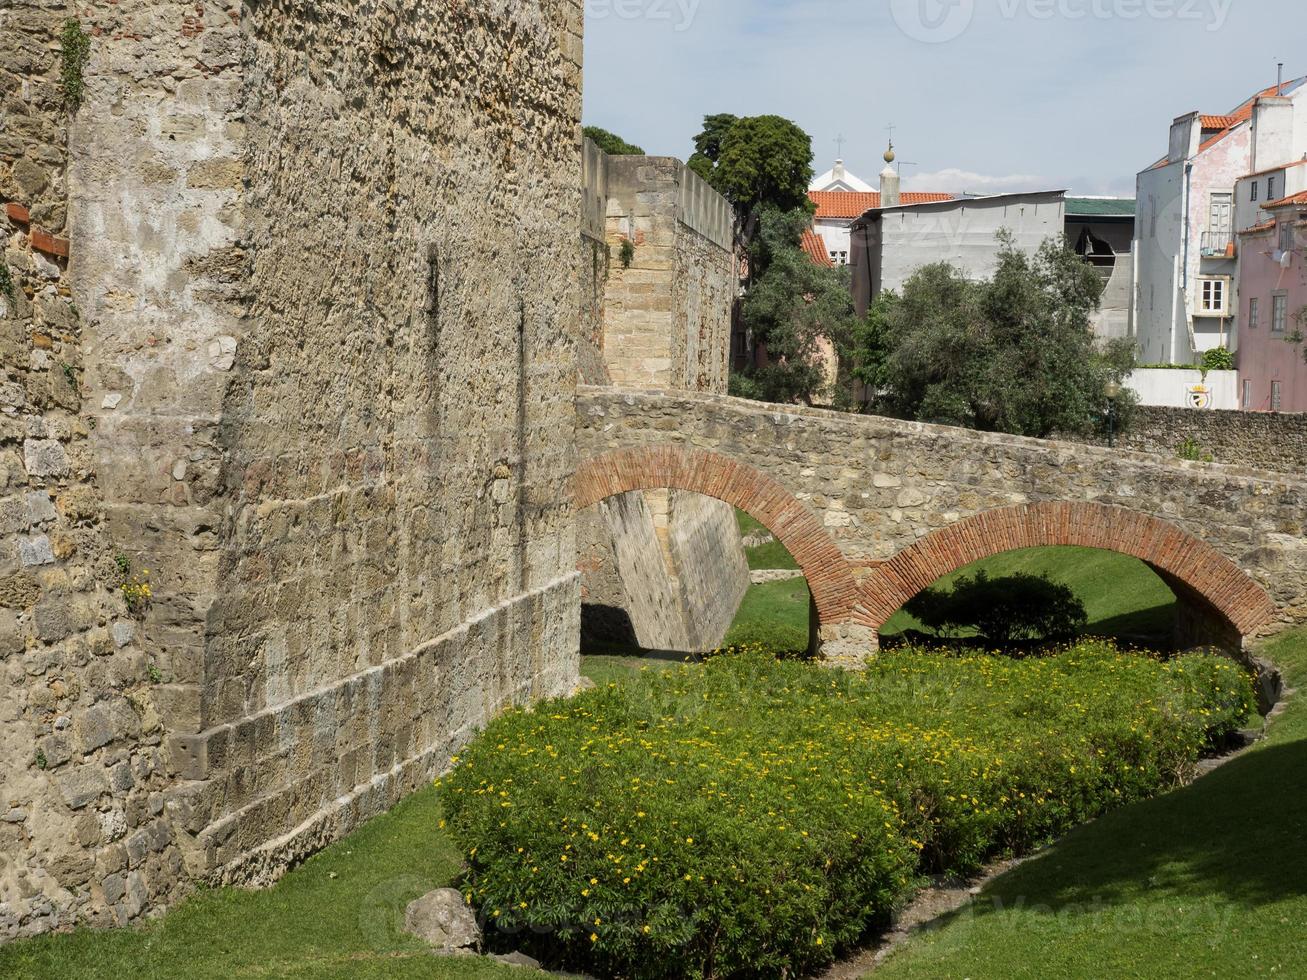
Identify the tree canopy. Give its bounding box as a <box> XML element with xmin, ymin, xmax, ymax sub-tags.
<box><xmin>687</xmin><ymin>114</ymin><xmax>813</xmax><ymax>220</ymax></box>
<box><xmin>731</xmin><ymin>207</ymin><xmax>858</xmax><ymax>406</ymax></box>
<box><xmin>853</xmin><ymin>234</ymin><xmax>1136</xmax><ymax>438</ymax></box>
<box><xmin>584</xmin><ymin>126</ymin><xmax>644</xmax><ymax>156</ymax></box>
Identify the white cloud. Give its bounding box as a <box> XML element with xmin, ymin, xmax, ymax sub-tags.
<box><xmin>902</xmin><ymin>168</ymin><xmax>1054</xmax><ymax>195</ymax></box>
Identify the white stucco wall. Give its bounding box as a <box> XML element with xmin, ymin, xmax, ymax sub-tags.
<box><xmin>878</xmin><ymin>194</ymin><xmax>1065</xmax><ymax>295</ymax></box>
<box><xmin>1127</xmin><ymin>368</ymin><xmax>1239</xmax><ymax>410</ymax></box>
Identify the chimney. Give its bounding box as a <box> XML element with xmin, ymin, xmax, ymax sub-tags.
<box><xmin>879</xmin><ymin>142</ymin><xmax>900</xmax><ymax>208</ymax></box>
<box><xmin>1251</xmin><ymin>96</ymin><xmax>1295</xmax><ymax>173</ymax></box>
<box><xmin>1168</xmin><ymin>112</ymin><xmax>1202</xmax><ymax>164</ymax></box>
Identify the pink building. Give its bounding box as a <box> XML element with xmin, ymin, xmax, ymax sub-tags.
<box><xmin>1236</xmin><ymin>188</ymin><xmax>1307</xmax><ymax>412</ymax></box>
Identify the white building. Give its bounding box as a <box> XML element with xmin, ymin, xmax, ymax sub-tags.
<box><xmin>810</xmin><ymin>158</ymin><xmax>874</xmax><ymax>194</ymax></box>
<box><xmin>810</xmin><ymin>149</ymin><xmax>955</xmax><ymax>267</ymax></box>
<box><xmin>849</xmin><ymin>188</ymin><xmax>1067</xmax><ymax>315</ymax></box>
<box><xmin>1133</xmin><ymin>75</ymin><xmax>1307</xmax><ymax>366</ymax></box>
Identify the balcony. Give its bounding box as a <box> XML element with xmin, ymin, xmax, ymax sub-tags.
<box><xmin>1200</xmin><ymin>231</ymin><xmax>1235</xmax><ymax>259</ymax></box>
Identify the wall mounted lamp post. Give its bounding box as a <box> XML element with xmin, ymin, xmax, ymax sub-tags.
<box><xmin>1105</xmin><ymin>381</ymin><xmax>1122</xmax><ymax>449</ymax></box>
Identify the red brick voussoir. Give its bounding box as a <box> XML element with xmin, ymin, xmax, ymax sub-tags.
<box><xmin>573</xmin><ymin>446</ymin><xmax>862</xmax><ymax>627</ymax></box>
<box><xmin>858</xmin><ymin>501</ymin><xmax>1277</xmax><ymax>638</ymax></box>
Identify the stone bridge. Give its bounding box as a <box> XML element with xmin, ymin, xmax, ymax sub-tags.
<box><xmin>575</xmin><ymin>386</ymin><xmax>1307</xmax><ymax>664</ymax></box>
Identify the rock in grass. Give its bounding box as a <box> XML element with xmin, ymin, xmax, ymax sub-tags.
<box><xmin>404</xmin><ymin>888</ymin><xmax>480</xmax><ymax>951</ymax></box>
<box><xmin>493</xmin><ymin>951</ymin><xmax>543</xmax><ymax>969</ymax></box>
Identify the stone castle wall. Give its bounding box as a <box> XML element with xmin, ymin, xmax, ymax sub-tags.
<box><xmin>577</xmin><ymin>147</ymin><xmax>747</xmax><ymax>653</ymax></box>
<box><xmin>1</xmin><ymin>0</ymin><xmax>584</xmax><ymax>937</ymax></box>
<box><xmin>1071</xmin><ymin>405</ymin><xmax>1307</xmax><ymax>473</ymax></box>
<box><xmin>1</xmin><ymin>1</ymin><xmax>185</xmax><ymax>937</ymax></box>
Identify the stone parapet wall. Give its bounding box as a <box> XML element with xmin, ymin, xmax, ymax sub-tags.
<box><xmin>1071</xmin><ymin>405</ymin><xmax>1307</xmax><ymax>473</ymax></box>
<box><xmin>576</xmin><ymin>144</ymin><xmax>746</xmax><ymax>652</ymax></box>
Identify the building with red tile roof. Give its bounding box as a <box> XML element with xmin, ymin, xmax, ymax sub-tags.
<box><xmin>1135</xmin><ymin>74</ymin><xmax>1307</xmax><ymax>370</ymax></box>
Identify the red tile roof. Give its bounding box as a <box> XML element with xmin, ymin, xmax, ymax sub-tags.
<box><xmin>801</xmin><ymin>228</ymin><xmax>833</xmax><ymax>267</ymax></box>
<box><xmin>1245</xmin><ymin>158</ymin><xmax>1307</xmax><ymax>179</ymax></box>
<box><xmin>1265</xmin><ymin>191</ymin><xmax>1307</xmax><ymax>209</ymax></box>
<box><xmin>1239</xmin><ymin>221</ymin><xmax>1277</xmax><ymax>236</ymax></box>
<box><xmin>809</xmin><ymin>190</ymin><xmax>956</xmax><ymax>219</ymax></box>
<box><xmin>1201</xmin><ymin>114</ymin><xmax>1240</xmax><ymax>130</ymax></box>
<box><xmin>1149</xmin><ymin>77</ymin><xmax>1306</xmax><ymax>170</ymax></box>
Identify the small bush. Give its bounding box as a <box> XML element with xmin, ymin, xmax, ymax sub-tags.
<box><xmin>905</xmin><ymin>571</ymin><xmax>1088</xmax><ymax>647</ymax></box>
<box><xmin>439</xmin><ymin>644</ymin><xmax>1252</xmax><ymax>978</ymax></box>
<box><xmin>1177</xmin><ymin>437</ymin><xmax>1214</xmax><ymax>463</ymax></box>
<box><xmin>1201</xmin><ymin>346</ymin><xmax>1234</xmax><ymax>374</ymax></box>
<box><xmin>60</xmin><ymin>18</ymin><xmax>92</xmax><ymax>111</ymax></box>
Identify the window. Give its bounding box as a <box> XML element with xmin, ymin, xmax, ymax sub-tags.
<box><xmin>1243</xmin><ymin>379</ymin><xmax>1252</xmax><ymax>409</ymax></box>
<box><xmin>1209</xmin><ymin>192</ymin><xmax>1232</xmax><ymax>240</ymax></box>
<box><xmin>1267</xmin><ymin>175</ymin><xmax>1278</xmax><ymax>201</ymax></box>
<box><xmin>1272</xmin><ymin>381</ymin><xmax>1283</xmax><ymax>412</ymax></box>
<box><xmin>1249</xmin><ymin>296</ymin><xmax>1260</xmax><ymax>329</ymax></box>
<box><xmin>1281</xmin><ymin>221</ymin><xmax>1297</xmax><ymax>253</ymax></box>
<box><xmin>1272</xmin><ymin>293</ymin><xmax>1288</xmax><ymax>334</ymax></box>
<box><xmin>1196</xmin><ymin>277</ymin><xmax>1229</xmax><ymax>316</ymax></box>
<box><xmin>1252</xmin><ymin>181</ymin><xmax>1259</xmax><ymax>202</ymax></box>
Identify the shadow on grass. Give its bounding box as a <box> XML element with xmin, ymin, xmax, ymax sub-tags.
<box><xmin>963</xmin><ymin>737</ymin><xmax>1307</xmax><ymax>919</ymax></box>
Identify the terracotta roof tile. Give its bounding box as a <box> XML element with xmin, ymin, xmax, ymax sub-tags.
<box><xmin>1239</xmin><ymin>221</ymin><xmax>1277</xmax><ymax>236</ymax></box>
<box><xmin>1148</xmin><ymin>76</ymin><xmax>1306</xmax><ymax>171</ymax></box>
<box><xmin>1264</xmin><ymin>191</ymin><xmax>1307</xmax><ymax>209</ymax></box>
<box><xmin>809</xmin><ymin>190</ymin><xmax>956</xmax><ymax>219</ymax></box>
<box><xmin>801</xmin><ymin>228</ymin><xmax>833</xmax><ymax>267</ymax></box>
<box><xmin>1201</xmin><ymin>114</ymin><xmax>1240</xmax><ymax>130</ymax></box>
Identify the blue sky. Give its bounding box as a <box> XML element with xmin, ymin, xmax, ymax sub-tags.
<box><xmin>583</xmin><ymin>0</ymin><xmax>1307</xmax><ymax>196</ymax></box>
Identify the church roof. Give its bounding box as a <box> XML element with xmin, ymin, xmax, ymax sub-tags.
<box><xmin>809</xmin><ymin>164</ymin><xmax>874</xmax><ymax>194</ymax></box>
<box><xmin>810</xmin><ymin>190</ymin><xmax>956</xmax><ymax>220</ymax></box>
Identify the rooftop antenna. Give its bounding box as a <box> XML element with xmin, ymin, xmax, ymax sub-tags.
<box><xmin>897</xmin><ymin>160</ymin><xmax>919</xmax><ymax>179</ymax></box>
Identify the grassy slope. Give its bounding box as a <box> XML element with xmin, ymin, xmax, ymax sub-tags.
<box><xmin>872</xmin><ymin>625</ymin><xmax>1307</xmax><ymax>980</ymax></box>
<box><xmin>880</xmin><ymin>546</ymin><xmax>1177</xmax><ymax>643</ymax></box>
<box><xmin>0</xmin><ymin>792</ymin><xmax>521</xmax><ymax>980</ymax></box>
<box><xmin>721</xmin><ymin>576</ymin><xmax>812</xmax><ymax>646</ymax></box>
<box><xmin>736</xmin><ymin>508</ymin><xmax>800</xmax><ymax>571</ymax></box>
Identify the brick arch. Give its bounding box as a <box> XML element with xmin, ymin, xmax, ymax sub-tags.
<box><xmin>858</xmin><ymin>502</ymin><xmax>1277</xmax><ymax>639</ymax></box>
<box><xmin>574</xmin><ymin>446</ymin><xmax>861</xmax><ymax>626</ymax></box>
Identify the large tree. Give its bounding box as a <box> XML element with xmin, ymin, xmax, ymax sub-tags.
<box><xmin>583</xmin><ymin>125</ymin><xmax>644</xmax><ymax>156</ymax></box>
<box><xmin>853</xmin><ymin>234</ymin><xmax>1136</xmax><ymax>438</ymax></box>
<box><xmin>687</xmin><ymin>114</ymin><xmax>813</xmax><ymax>221</ymax></box>
<box><xmin>686</xmin><ymin>113</ymin><xmax>738</xmax><ymax>183</ymax></box>
<box><xmin>732</xmin><ymin>207</ymin><xmax>858</xmax><ymax>406</ymax></box>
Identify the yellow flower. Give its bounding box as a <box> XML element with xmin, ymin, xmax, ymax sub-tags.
<box><xmin>590</xmin><ymin>933</ymin><xmax>598</xmax><ymax>943</ymax></box>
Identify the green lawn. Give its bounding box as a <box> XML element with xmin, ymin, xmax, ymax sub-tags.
<box><xmin>736</xmin><ymin>508</ymin><xmax>800</xmax><ymax>571</ymax></box>
<box><xmin>9</xmin><ymin>627</ymin><xmax>1305</xmax><ymax>979</ymax></box>
<box><xmin>880</xmin><ymin>546</ymin><xmax>1178</xmax><ymax>645</ymax></box>
<box><xmin>0</xmin><ymin>792</ymin><xmax>523</xmax><ymax>980</ymax></box>
<box><xmin>872</xmin><ymin>625</ymin><xmax>1307</xmax><ymax>980</ymax></box>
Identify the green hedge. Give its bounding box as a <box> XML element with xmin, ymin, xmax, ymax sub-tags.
<box><xmin>439</xmin><ymin>644</ymin><xmax>1253</xmax><ymax>978</ymax></box>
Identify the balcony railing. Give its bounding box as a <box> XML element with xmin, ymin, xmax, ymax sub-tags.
<box><xmin>1200</xmin><ymin>231</ymin><xmax>1234</xmax><ymax>258</ymax></box>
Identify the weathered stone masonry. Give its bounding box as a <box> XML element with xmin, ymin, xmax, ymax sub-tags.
<box><xmin>576</xmin><ymin>388</ymin><xmax>1307</xmax><ymax>662</ymax></box>
<box><xmin>1</xmin><ymin>1</ymin><xmax>185</xmax><ymax>937</ymax></box>
<box><xmin>576</xmin><ymin>145</ymin><xmax>748</xmax><ymax>653</ymax></box>
<box><xmin>2</xmin><ymin>0</ymin><xmax>584</xmax><ymax>938</ymax></box>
